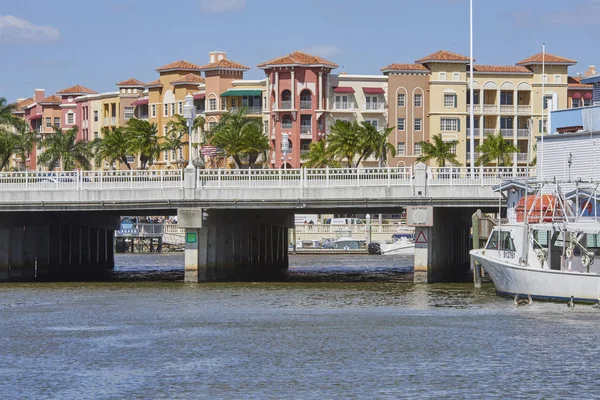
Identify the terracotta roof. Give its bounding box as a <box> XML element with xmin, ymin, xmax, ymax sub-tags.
<box><xmin>156</xmin><ymin>60</ymin><xmax>202</xmax><ymax>72</ymax></box>
<box><xmin>199</xmin><ymin>58</ymin><xmax>249</xmax><ymax>71</ymax></box>
<box><xmin>416</xmin><ymin>50</ymin><xmax>470</xmax><ymax>64</ymax></box>
<box><xmin>39</xmin><ymin>95</ymin><xmax>62</xmax><ymax>104</ymax></box>
<box><xmin>257</xmin><ymin>51</ymin><xmax>338</xmax><ymax>68</ymax></box>
<box><xmin>171</xmin><ymin>73</ymin><xmax>206</xmax><ymax>85</ymax></box>
<box><xmin>56</xmin><ymin>85</ymin><xmax>97</xmax><ymax>95</ymax></box>
<box><xmin>516</xmin><ymin>52</ymin><xmax>576</xmax><ymax>66</ymax></box>
<box><xmin>146</xmin><ymin>79</ymin><xmax>163</xmax><ymax>88</ymax></box>
<box><xmin>116</xmin><ymin>78</ymin><xmax>145</xmax><ymax>87</ymax></box>
<box><xmin>568</xmin><ymin>76</ymin><xmax>593</xmax><ymax>89</ymax></box>
<box><xmin>473</xmin><ymin>65</ymin><xmax>532</xmax><ymax>74</ymax></box>
<box><xmin>381</xmin><ymin>63</ymin><xmax>429</xmax><ymax>72</ymax></box>
<box><xmin>17</xmin><ymin>97</ymin><xmax>34</xmax><ymax>110</ymax></box>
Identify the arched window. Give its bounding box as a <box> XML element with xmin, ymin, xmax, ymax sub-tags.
<box><xmin>300</xmin><ymin>89</ymin><xmax>312</xmax><ymax>110</ymax></box>
<box><xmin>281</xmin><ymin>89</ymin><xmax>292</xmax><ymax>109</ymax></box>
<box><xmin>281</xmin><ymin>114</ymin><xmax>292</xmax><ymax>129</ymax></box>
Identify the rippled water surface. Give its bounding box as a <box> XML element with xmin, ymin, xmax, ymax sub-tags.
<box><xmin>1</xmin><ymin>253</ymin><xmax>598</xmax><ymax>399</ymax></box>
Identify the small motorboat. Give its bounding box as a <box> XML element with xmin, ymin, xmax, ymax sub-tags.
<box><xmin>378</xmin><ymin>233</ymin><xmax>415</xmax><ymax>255</ymax></box>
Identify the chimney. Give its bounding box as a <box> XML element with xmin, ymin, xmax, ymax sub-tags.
<box><xmin>584</xmin><ymin>65</ymin><xmax>596</xmax><ymax>77</ymax></box>
<box><xmin>34</xmin><ymin>89</ymin><xmax>45</xmax><ymax>103</ymax></box>
<box><xmin>209</xmin><ymin>51</ymin><xmax>227</xmax><ymax>63</ymax></box>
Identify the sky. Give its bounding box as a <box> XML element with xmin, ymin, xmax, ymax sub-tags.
<box><xmin>1</xmin><ymin>0</ymin><xmax>599</xmax><ymax>102</ymax></box>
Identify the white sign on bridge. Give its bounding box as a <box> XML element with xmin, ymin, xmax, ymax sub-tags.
<box><xmin>407</xmin><ymin>206</ymin><xmax>433</xmax><ymax>227</ymax></box>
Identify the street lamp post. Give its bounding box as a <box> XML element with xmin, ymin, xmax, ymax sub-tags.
<box><xmin>281</xmin><ymin>132</ymin><xmax>290</xmax><ymax>170</ymax></box>
<box><xmin>183</xmin><ymin>94</ymin><xmax>196</xmax><ymax>170</ymax></box>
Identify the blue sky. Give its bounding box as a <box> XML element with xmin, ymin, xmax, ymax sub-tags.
<box><xmin>1</xmin><ymin>0</ymin><xmax>598</xmax><ymax>102</ymax></box>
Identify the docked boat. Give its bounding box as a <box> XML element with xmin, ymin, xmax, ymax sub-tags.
<box><xmin>470</xmin><ymin>181</ymin><xmax>600</xmax><ymax>303</ymax></box>
<box><xmin>373</xmin><ymin>233</ymin><xmax>415</xmax><ymax>255</ymax></box>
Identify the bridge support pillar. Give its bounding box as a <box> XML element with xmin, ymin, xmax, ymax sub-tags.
<box><xmin>414</xmin><ymin>208</ymin><xmax>474</xmax><ymax>283</ymax></box>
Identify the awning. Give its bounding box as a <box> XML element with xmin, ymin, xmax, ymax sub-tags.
<box><xmin>362</xmin><ymin>87</ymin><xmax>385</xmax><ymax>94</ymax></box>
<box><xmin>571</xmin><ymin>92</ymin><xmax>582</xmax><ymax>99</ymax></box>
<box><xmin>584</xmin><ymin>93</ymin><xmax>593</xmax><ymax>100</ymax></box>
<box><xmin>27</xmin><ymin>114</ymin><xmax>42</xmax><ymax>120</ymax></box>
<box><xmin>220</xmin><ymin>89</ymin><xmax>262</xmax><ymax>97</ymax></box>
<box><xmin>131</xmin><ymin>99</ymin><xmax>148</xmax><ymax>106</ymax></box>
<box><xmin>333</xmin><ymin>87</ymin><xmax>355</xmax><ymax>93</ymax></box>
<box><xmin>193</xmin><ymin>93</ymin><xmax>205</xmax><ymax>100</ymax></box>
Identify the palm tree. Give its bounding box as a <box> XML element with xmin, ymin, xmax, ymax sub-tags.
<box><xmin>238</xmin><ymin>122</ymin><xmax>270</xmax><ymax>169</ymax></box>
<box><xmin>417</xmin><ymin>134</ymin><xmax>462</xmax><ymax>167</ymax></box>
<box><xmin>125</xmin><ymin>119</ymin><xmax>161</xmax><ymax>169</ymax></box>
<box><xmin>301</xmin><ymin>140</ymin><xmax>340</xmax><ymax>168</ymax></box>
<box><xmin>38</xmin><ymin>126</ymin><xmax>92</xmax><ymax>170</ymax></box>
<box><xmin>165</xmin><ymin>114</ymin><xmax>206</xmax><ymax>168</ymax></box>
<box><xmin>93</xmin><ymin>127</ymin><xmax>132</xmax><ymax>170</ymax></box>
<box><xmin>207</xmin><ymin>108</ymin><xmax>263</xmax><ymax>168</ymax></box>
<box><xmin>327</xmin><ymin>120</ymin><xmax>362</xmax><ymax>167</ymax></box>
<box><xmin>360</xmin><ymin>122</ymin><xmax>396</xmax><ymax>167</ymax></box>
<box><xmin>0</xmin><ymin>97</ymin><xmax>20</xmax><ymax>128</ymax></box>
<box><xmin>475</xmin><ymin>131</ymin><xmax>520</xmax><ymax>166</ymax></box>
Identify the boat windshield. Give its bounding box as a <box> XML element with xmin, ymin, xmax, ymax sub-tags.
<box><xmin>486</xmin><ymin>230</ymin><xmax>515</xmax><ymax>251</ymax></box>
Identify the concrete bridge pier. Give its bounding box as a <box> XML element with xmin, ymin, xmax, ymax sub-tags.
<box><xmin>414</xmin><ymin>207</ymin><xmax>474</xmax><ymax>283</ymax></box>
<box><xmin>179</xmin><ymin>209</ymin><xmax>293</xmax><ymax>282</ymax></box>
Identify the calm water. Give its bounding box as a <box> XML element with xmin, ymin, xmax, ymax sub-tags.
<box><xmin>1</xmin><ymin>254</ymin><xmax>599</xmax><ymax>399</ymax></box>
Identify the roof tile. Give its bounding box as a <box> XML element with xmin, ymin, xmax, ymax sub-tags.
<box><xmin>516</xmin><ymin>52</ymin><xmax>576</xmax><ymax>66</ymax></box>
<box><xmin>156</xmin><ymin>60</ymin><xmax>202</xmax><ymax>72</ymax></box>
<box><xmin>171</xmin><ymin>73</ymin><xmax>206</xmax><ymax>85</ymax></box>
<box><xmin>116</xmin><ymin>78</ymin><xmax>145</xmax><ymax>87</ymax></box>
<box><xmin>39</xmin><ymin>95</ymin><xmax>62</xmax><ymax>104</ymax></box>
<box><xmin>17</xmin><ymin>97</ymin><xmax>35</xmax><ymax>110</ymax></box>
<box><xmin>146</xmin><ymin>79</ymin><xmax>163</xmax><ymax>88</ymax></box>
<box><xmin>568</xmin><ymin>76</ymin><xmax>593</xmax><ymax>89</ymax></box>
<box><xmin>473</xmin><ymin>65</ymin><xmax>532</xmax><ymax>74</ymax></box>
<box><xmin>56</xmin><ymin>85</ymin><xmax>97</xmax><ymax>95</ymax></box>
<box><xmin>199</xmin><ymin>58</ymin><xmax>249</xmax><ymax>71</ymax></box>
<box><xmin>380</xmin><ymin>63</ymin><xmax>429</xmax><ymax>72</ymax></box>
<box><xmin>258</xmin><ymin>51</ymin><xmax>338</xmax><ymax>68</ymax></box>
<box><xmin>416</xmin><ymin>50</ymin><xmax>471</xmax><ymax>64</ymax></box>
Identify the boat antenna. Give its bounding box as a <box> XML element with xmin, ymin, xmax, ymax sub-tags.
<box><xmin>540</xmin><ymin>43</ymin><xmax>546</xmax><ymax>182</ymax></box>
<box><xmin>469</xmin><ymin>0</ymin><xmax>475</xmax><ymax>178</ymax></box>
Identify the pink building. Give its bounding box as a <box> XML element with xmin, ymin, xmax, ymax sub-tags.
<box><xmin>54</xmin><ymin>85</ymin><xmax>97</xmax><ymax>141</ymax></box>
<box><xmin>12</xmin><ymin>89</ymin><xmax>45</xmax><ymax>169</ymax></box>
<box><xmin>258</xmin><ymin>51</ymin><xmax>338</xmax><ymax>168</ymax></box>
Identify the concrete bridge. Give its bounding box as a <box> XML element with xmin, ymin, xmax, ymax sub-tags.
<box><xmin>0</xmin><ymin>164</ymin><xmax>530</xmax><ymax>283</ymax></box>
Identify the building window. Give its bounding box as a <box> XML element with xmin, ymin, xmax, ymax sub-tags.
<box><xmin>126</xmin><ymin>155</ymin><xmax>135</xmax><ymax>163</ymax></box>
<box><xmin>414</xmin><ymin>143</ymin><xmax>422</xmax><ymax>156</ymax></box>
<box><xmin>282</xmin><ymin>115</ymin><xmax>293</xmax><ymax>129</ymax></box>
<box><xmin>444</xmin><ymin>94</ymin><xmax>456</xmax><ymax>108</ymax></box>
<box><xmin>439</xmin><ymin>72</ymin><xmax>447</xmax><ymax>81</ymax></box>
<box><xmin>539</xmin><ymin>119</ymin><xmax>547</xmax><ymax>134</ymax></box>
<box><xmin>54</xmin><ymin>117</ymin><xmax>60</xmax><ymax>127</ymax></box>
<box><xmin>264</xmin><ymin>122</ymin><xmax>269</xmax><ymax>134</ymax></box>
<box><xmin>67</xmin><ymin>112</ymin><xmax>74</xmax><ymax>125</ymax></box>
<box><xmin>397</xmin><ymin>142</ymin><xmax>405</xmax><ymax>155</ymax></box>
<box><xmin>584</xmin><ymin>98</ymin><xmax>592</xmax><ymax>107</ymax></box>
<box><xmin>209</xmin><ymin>98</ymin><xmax>216</xmax><ymax>111</ymax></box>
<box><xmin>94</xmin><ymin>131</ymin><xmax>99</xmax><ymax>139</ymax></box>
<box><xmin>365</xmin><ymin>96</ymin><xmax>378</xmax><ymax>110</ymax></box>
<box><xmin>164</xmin><ymin>104</ymin><xmax>168</xmax><ymax>117</ymax></box>
<box><xmin>178</xmin><ymin>102</ymin><xmax>183</xmax><ymax>115</ymax></box>
<box><xmin>124</xmin><ymin>107</ymin><xmax>134</xmax><ymax>120</ymax></box>
<box><xmin>209</xmin><ymin>121</ymin><xmax>217</xmax><ymax>131</ymax></box>
<box><xmin>93</xmin><ymin>110</ymin><xmax>99</xmax><ymax>122</ymax></box>
<box><xmin>453</xmin><ymin>72</ymin><xmax>460</xmax><ymax>81</ymax></box>
<box><xmin>221</xmin><ymin>98</ymin><xmax>227</xmax><ymax>111</ymax></box>
<box><xmin>449</xmin><ymin>143</ymin><xmax>457</xmax><ymax>155</ymax></box>
<box><xmin>231</xmin><ymin>98</ymin><xmax>237</xmax><ymax>108</ymax></box>
<box><xmin>414</xmin><ymin>118</ymin><xmax>422</xmax><ymax>131</ymax></box>
<box><xmin>414</xmin><ymin>94</ymin><xmax>422</xmax><ymax>107</ymax></box>
<box><xmin>554</xmin><ymin>75</ymin><xmax>562</xmax><ymax>84</ymax></box>
<box><xmin>542</xmin><ymin>75</ymin><xmax>548</xmax><ymax>84</ymax></box>
<box><xmin>397</xmin><ymin>118</ymin><xmax>405</xmax><ymax>131</ymax></box>
<box><xmin>151</xmin><ymin>105</ymin><xmax>156</xmax><ymax>118</ymax></box>
<box><xmin>572</xmin><ymin>98</ymin><xmax>581</xmax><ymax>108</ymax></box>
<box><xmin>46</xmin><ymin>117</ymin><xmax>51</xmax><ymax>128</ymax></box>
<box><xmin>543</xmin><ymin>95</ymin><xmax>553</xmax><ymax>110</ymax></box>
<box><xmin>500</xmin><ymin>91</ymin><xmax>514</xmax><ymax>105</ymax></box>
<box><xmin>365</xmin><ymin>119</ymin><xmax>378</xmax><ymax>129</ymax></box>
<box><xmin>171</xmin><ymin>103</ymin><xmax>175</xmax><ymax>116</ymax></box>
<box><xmin>397</xmin><ymin>94</ymin><xmax>405</xmax><ymax>107</ymax></box>
<box><xmin>440</xmin><ymin>118</ymin><xmax>459</xmax><ymax>132</ymax></box>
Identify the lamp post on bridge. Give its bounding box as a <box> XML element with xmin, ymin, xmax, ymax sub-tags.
<box><xmin>281</xmin><ymin>133</ymin><xmax>290</xmax><ymax>170</ymax></box>
<box><xmin>183</xmin><ymin>94</ymin><xmax>196</xmax><ymax>171</ymax></box>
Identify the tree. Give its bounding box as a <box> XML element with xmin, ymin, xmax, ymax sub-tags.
<box><xmin>475</xmin><ymin>131</ymin><xmax>520</xmax><ymax>166</ymax></box>
<box><xmin>416</xmin><ymin>134</ymin><xmax>462</xmax><ymax>167</ymax></box>
<box><xmin>165</xmin><ymin>114</ymin><xmax>206</xmax><ymax>168</ymax></box>
<box><xmin>207</xmin><ymin>107</ymin><xmax>264</xmax><ymax>169</ymax></box>
<box><xmin>0</xmin><ymin>97</ymin><xmax>20</xmax><ymax>128</ymax></box>
<box><xmin>301</xmin><ymin>140</ymin><xmax>340</xmax><ymax>168</ymax></box>
<box><xmin>125</xmin><ymin>119</ymin><xmax>161</xmax><ymax>169</ymax></box>
<box><xmin>38</xmin><ymin>126</ymin><xmax>92</xmax><ymax>170</ymax></box>
<box><xmin>360</xmin><ymin>122</ymin><xmax>396</xmax><ymax>167</ymax></box>
<box><xmin>238</xmin><ymin>122</ymin><xmax>270</xmax><ymax>169</ymax></box>
<box><xmin>93</xmin><ymin>127</ymin><xmax>132</xmax><ymax>170</ymax></box>
<box><xmin>327</xmin><ymin>120</ymin><xmax>362</xmax><ymax>167</ymax></box>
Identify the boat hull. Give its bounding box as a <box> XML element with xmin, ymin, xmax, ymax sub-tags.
<box><xmin>379</xmin><ymin>243</ymin><xmax>415</xmax><ymax>255</ymax></box>
<box><xmin>470</xmin><ymin>250</ymin><xmax>600</xmax><ymax>302</ymax></box>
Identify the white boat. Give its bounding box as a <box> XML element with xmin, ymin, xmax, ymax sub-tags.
<box><xmin>470</xmin><ymin>181</ymin><xmax>600</xmax><ymax>303</ymax></box>
<box><xmin>330</xmin><ymin>236</ymin><xmax>364</xmax><ymax>250</ymax></box>
<box><xmin>378</xmin><ymin>233</ymin><xmax>415</xmax><ymax>255</ymax></box>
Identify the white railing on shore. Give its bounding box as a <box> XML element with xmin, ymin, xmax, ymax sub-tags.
<box><xmin>428</xmin><ymin>167</ymin><xmax>531</xmax><ymax>186</ymax></box>
<box><xmin>294</xmin><ymin>224</ymin><xmax>412</xmax><ymax>235</ymax></box>
<box><xmin>0</xmin><ymin>166</ymin><xmax>537</xmax><ymax>191</ymax></box>
<box><xmin>116</xmin><ymin>223</ymin><xmax>164</xmax><ymax>237</ymax></box>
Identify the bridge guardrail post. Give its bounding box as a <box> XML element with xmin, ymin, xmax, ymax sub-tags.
<box><xmin>218</xmin><ymin>168</ymin><xmax>221</xmax><ymax>188</ymax></box>
<box><xmin>326</xmin><ymin>167</ymin><xmax>329</xmax><ymax>188</ymax></box>
<box><xmin>356</xmin><ymin>168</ymin><xmax>360</xmax><ymax>187</ymax></box>
<box><xmin>278</xmin><ymin>168</ymin><xmax>282</xmax><ymax>188</ymax></box>
<box><xmin>100</xmin><ymin>169</ymin><xmax>103</xmax><ymax>191</ymax></box>
<box><xmin>25</xmin><ymin>170</ymin><xmax>28</xmax><ymax>191</ymax></box>
<box><xmin>387</xmin><ymin>167</ymin><xmax>391</xmax><ymax>187</ymax></box>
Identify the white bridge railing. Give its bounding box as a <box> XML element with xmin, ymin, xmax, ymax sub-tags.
<box><xmin>0</xmin><ymin>166</ymin><xmax>534</xmax><ymax>191</ymax></box>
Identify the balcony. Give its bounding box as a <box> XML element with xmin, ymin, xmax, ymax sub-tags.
<box><xmin>500</xmin><ymin>129</ymin><xmax>514</xmax><ymax>138</ymax></box>
<box><xmin>483</xmin><ymin>105</ymin><xmax>497</xmax><ymax>114</ymax></box>
<box><xmin>517</xmin><ymin>105</ymin><xmax>531</xmax><ymax>114</ymax></box>
<box><xmin>280</xmin><ymin>100</ymin><xmax>292</xmax><ymax>110</ymax></box>
<box><xmin>282</xmin><ymin>123</ymin><xmax>293</xmax><ymax>129</ymax></box>
<box><xmin>483</xmin><ymin>128</ymin><xmax>496</xmax><ymax>136</ymax></box>
<box><xmin>500</xmin><ymin>105</ymin><xmax>514</xmax><ymax>114</ymax></box>
<box><xmin>332</xmin><ymin>102</ymin><xmax>355</xmax><ymax>111</ymax></box>
<box><xmin>517</xmin><ymin>153</ymin><xmax>529</xmax><ymax>162</ymax></box>
<box><xmin>517</xmin><ymin>129</ymin><xmax>529</xmax><ymax>138</ymax></box>
<box><xmin>300</xmin><ymin>125</ymin><xmax>312</xmax><ymax>138</ymax></box>
<box><xmin>466</xmin><ymin>152</ymin><xmax>482</xmax><ymax>161</ymax></box>
<box><xmin>111</xmin><ymin>117</ymin><xmax>117</xmax><ymax>125</ymax></box>
<box><xmin>363</xmin><ymin>103</ymin><xmax>385</xmax><ymax>112</ymax></box>
<box><xmin>467</xmin><ymin>104</ymin><xmax>481</xmax><ymax>113</ymax></box>
<box><xmin>139</xmin><ymin>114</ymin><xmax>149</xmax><ymax>120</ymax></box>
<box><xmin>301</xmin><ymin>149</ymin><xmax>310</xmax><ymax>156</ymax></box>
<box><xmin>195</xmin><ymin>107</ymin><xmax>206</xmax><ymax>114</ymax></box>
<box><xmin>300</xmin><ymin>100</ymin><xmax>312</xmax><ymax>110</ymax></box>
<box><xmin>103</xmin><ymin>117</ymin><xmax>109</xmax><ymax>125</ymax></box>
<box><xmin>230</xmin><ymin>106</ymin><xmax>262</xmax><ymax>115</ymax></box>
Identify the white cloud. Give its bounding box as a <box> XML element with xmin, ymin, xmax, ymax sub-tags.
<box><xmin>300</xmin><ymin>45</ymin><xmax>343</xmax><ymax>58</ymax></box>
<box><xmin>200</xmin><ymin>0</ymin><xmax>246</xmax><ymax>13</ymax></box>
<box><xmin>0</xmin><ymin>15</ymin><xmax>60</xmax><ymax>44</ymax></box>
